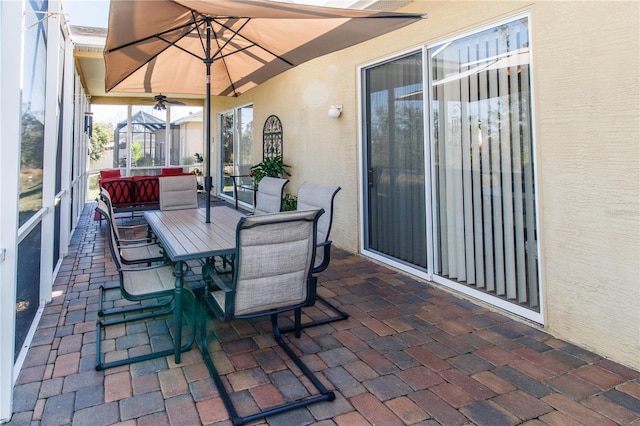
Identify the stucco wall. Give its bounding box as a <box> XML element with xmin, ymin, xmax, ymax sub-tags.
<box><xmin>530</xmin><ymin>1</ymin><xmax>639</xmax><ymax>370</ymax></box>
<box><xmin>210</xmin><ymin>1</ymin><xmax>640</xmax><ymax>369</ymax></box>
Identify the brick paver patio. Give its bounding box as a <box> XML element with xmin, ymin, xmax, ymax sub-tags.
<box><xmin>7</xmin><ymin>201</ymin><xmax>640</xmax><ymax>425</ymax></box>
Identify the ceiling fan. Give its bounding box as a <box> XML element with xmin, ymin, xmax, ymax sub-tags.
<box><xmin>149</xmin><ymin>94</ymin><xmax>185</xmax><ymax>110</ymax></box>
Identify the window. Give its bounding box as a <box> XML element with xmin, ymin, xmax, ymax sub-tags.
<box><xmin>170</xmin><ymin>107</ymin><xmax>204</xmax><ymax>170</ymax></box>
<box><xmin>19</xmin><ymin>0</ymin><xmax>48</xmax><ymax>226</ymax></box>
<box><xmin>108</xmin><ymin>105</ymin><xmax>202</xmax><ymax>175</ymax></box>
<box><xmin>16</xmin><ymin>0</ymin><xmax>48</xmax><ymax>362</ymax></box>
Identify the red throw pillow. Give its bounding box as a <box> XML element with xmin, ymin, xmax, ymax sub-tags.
<box><xmin>100</xmin><ymin>169</ymin><xmax>121</xmax><ymax>180</ymax></box>
<box><xmin>161</xmin><ymin>167</ymin><xmax>185</xmax><ymax>176</ymax></box>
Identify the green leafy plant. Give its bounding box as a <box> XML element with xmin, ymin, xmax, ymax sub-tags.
<box><xmin>282</xmin><ymin>193</ymin><xmax>297</xmax><ymax>211</ymax></box>
<box><xmin>89</xmin><ymin>122</ymin><xmax>112</xmax><ymax>163</ymax></box>
<box><xmin>131</xmin><ymin>141</ymin><xmax>144</xmax><ymax>164</ymax></box>
<box><xmin>137</xmin><ymin>156</ymin><xmax>153</xmax><ymax>167</ymax></box>
<box><xmin>249</xmin><ymin>156</ymin><xmax>291</xmax><ymax>188</ymax></box>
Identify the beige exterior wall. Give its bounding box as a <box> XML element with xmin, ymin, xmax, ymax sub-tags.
<box><xmin>179</xmin><ymin>121</ymin><xmax>204</xmax><ymax>164</ymax></box>
<box><xmin>530</xmin><ymin>1</ymin><xmax>639</xmax><ymax>370</ymax></box>
<box><xmin>210</xmin><ymin>1</ymin><xmax>640</xmax><ymax>369</ymax></box>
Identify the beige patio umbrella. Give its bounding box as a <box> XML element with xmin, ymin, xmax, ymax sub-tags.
<box><xmin>104</xmin><ymin>0</ymin><xmax>423</xmax><ymax>222</ymax></box>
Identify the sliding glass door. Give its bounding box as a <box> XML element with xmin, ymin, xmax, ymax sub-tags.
<box><xmin>219</xmin><ymin>105</ymin><xmax>254</xmax><ymax>205</ymax></box>
<box><xmin>362</xmin><ymin>16</ymin><xmax>539</xmax><ymax>317</ymax></box>
<box><xmin>362</xmin><ymin>52</ymin><xmax>427</xmax><ymax>269</ymax></box>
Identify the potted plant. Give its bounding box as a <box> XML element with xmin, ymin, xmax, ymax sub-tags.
<box><xmin>282</xmin><ymin>193</ymin><xmax>297</xmax><ymax>211</ymax></box>
<box><xmin>249</xmin><ymin>155</ymin><xmax>291</xmax><ymax>188</ymax></box>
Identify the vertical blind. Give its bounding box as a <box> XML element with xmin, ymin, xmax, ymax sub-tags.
<box><xmin>431</xmin><ymin>18</ymin><xmax>539</xmax><ymax>310</ymax></box>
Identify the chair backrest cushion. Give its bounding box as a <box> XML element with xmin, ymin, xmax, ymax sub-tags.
<box><xmin>254</xmin><ymin>177</ymin><xmax>288</xmax><ymax>215</ymax></box>
<box><xmin>159</xmin><ymin>175</ymin><xmax>198</xmax><ymax>210</ymax></box>
<box><xmin>297</xmin><ymin>182</ymin><xmax>341</xmax><ymax>266</ymax></box>
<box><xmin>233</xmin><ymin>209</ymin><xmax>321</xmax><ymax>316</ymax></box>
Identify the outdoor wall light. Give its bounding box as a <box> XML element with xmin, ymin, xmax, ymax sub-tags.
<box><xmin>328</xmin><ymin>105</ymin><xmax>342</xmax><ymax>119</ymax></box>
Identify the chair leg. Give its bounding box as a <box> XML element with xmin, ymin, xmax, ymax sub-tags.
<box><xmin>198</xmin><ymin>310</ymin><xmax>335</xmax><ymax>426</ymax></box>
<box><xmin>95</xmin><ymin>290</ymin><xmax>197</xmax><ymax>371</ymax></box>
<box><xmin>280</xmin><ymin>295</ymin><xmax>349</xmax><ymax>334</ymax></box>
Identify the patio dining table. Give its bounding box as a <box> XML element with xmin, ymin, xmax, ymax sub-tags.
<box><xmin>144</xmin><ymin>206</ymin><xmax>245</xmax><ymax>363</ymax></box>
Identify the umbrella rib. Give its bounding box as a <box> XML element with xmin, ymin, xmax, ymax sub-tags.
<box><xmin>192</xmin><ymin>10</ymin><xmax>208</xmax><ymax>58</ymax></box>
<box><xmin>105</xmin><ymin>17</ymin><xmax>207</xmax><ymax>54</ymax></box>
<box><xmin>209</xmin><ymin>18</ymin><xmax>251</xmax><ymax>62</ymax></box>
<box><xmin>209</xmin><ymin>18</ymin><xmax>239</xmax><ymax>97</ymax></box>
<box><xmin>156</xmin><ymin>34</ymin><xmax>206</xmax><ymax>62</ymax></box>
<box><xmin>211</xmin><ymin>17</ymin><xmax>294</xmax><ymax>67</ymax></box>
<box><xmin>105</xmin><ymin>17</ymin><xmax>209</xmax><ymax>92</ymax></box>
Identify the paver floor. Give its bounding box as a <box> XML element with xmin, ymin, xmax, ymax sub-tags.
<box><xmin>7</xmin><ymin>202</ymin><xmax>640</xmax><ymax>425</ymax></box>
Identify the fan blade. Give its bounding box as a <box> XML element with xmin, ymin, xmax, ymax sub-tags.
<box><xmin>164</xmin><ymin>99</ymin><xmax>186</xmax><ymax>106</ymax></box>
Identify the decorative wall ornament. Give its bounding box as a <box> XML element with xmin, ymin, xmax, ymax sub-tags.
<box><xmin>263</xmin><ymin>115</ymin><xmax>283</xmax><ymax>160</ymax></box>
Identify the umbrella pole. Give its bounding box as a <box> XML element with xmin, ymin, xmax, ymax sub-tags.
<box><xmin>204</xmin><ymin>18</ymin><xmax>212</xmax><ymax>223</ymax></box>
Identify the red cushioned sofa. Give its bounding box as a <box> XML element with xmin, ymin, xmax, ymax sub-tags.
<box><xmin>98</xmin><ymin>168</ymin><xmax>192</xmax><ymax>213</ymax></box>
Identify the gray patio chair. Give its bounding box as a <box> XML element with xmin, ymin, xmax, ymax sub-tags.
<box><xmin>98</xmin><ymin>192</ymin><xmax>164</xmax><ymax>264</ymax></box>
<box><xmin>216</xmin><ymin>175</ymin><xmax>288</xmax><ymax>271</ymax></box>
<box><xmin>95</xmin><ymin>198</ymin><xmax>172</xmax><ymax>318</ymax></box>
<box><xmin>281</xmin><ymin>182</ymin><xmax>348</xmax><ymax>335</ymax></box>
<box><xmin>94</xmin><ymin>202</ymin><xmax>196</xmax><ymax>371</ymax></box>
<box><xmin>99</xmin><ymin>187</ymin><xmax>156</xmax><ymax>244</ymax></box>
<box><xmin>199</xmin><ymin>209</ymin><xmax>334</xmax><ymax>425</ymax></box>
<box><xmin>159</xmin><ymin>174</ymin><xmax>198</xmax><ymax>210</ymax></box>
<box><xmin>253</xmin><ymin>176</ymin><xmax>288</xmax><ymax>215</ymax></box>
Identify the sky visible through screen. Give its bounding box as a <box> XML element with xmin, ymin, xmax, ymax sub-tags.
<box><xmin>61</xmin><ymin>0</ymin><xmax>369</xmax><ymax>29</ymax></box>
<box><xmin>62</xmin><ymin>0</ymin><xmax>110</xmax><ymax>28</ymax></box>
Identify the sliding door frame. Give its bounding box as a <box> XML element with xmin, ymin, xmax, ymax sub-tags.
<box><xmin>358</xmin><ymin>47</ymin><xmax>433</xmax><ymax>283</ymax></box>
<box><xmin>359</xmin><ymin>13</ymin><xmax>544</xmax><ymax>324</ymax></box>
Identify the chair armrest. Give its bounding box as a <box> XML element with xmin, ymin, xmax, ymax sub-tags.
<box><xmin>230</xmin><ymin>174</ymin><xmax>256</xmax><ymax>209</ymax></box>
<box><xmin>203</xmin><ymin>263</ymin><xmax>234</xmax><ymax>292</ymax></box>
<box><xmin>202</xmin><ymin>262</ymin><xmax>236</xmax><ymax>320</ymax></box>
<box><xmin>230</xmin><ymin>174</ymin><xmax>254</xmax><ymax>189</ymax></box>
<box><xmin>211</xmin><ymin>272</ymin><xmax>233</xmax><ymax>293</ymax></box>
<box><xmin>116</xmin><ymin>223</ymin><xmax>149</xmax><ymax>231</ymax></box>
<box><xmin>119</xmin><ymin>262</ymin><xmax>175</xmax><ymax>273</ymax></box>
<box><xmin>117</xmin><ymin>238</ymin><xmax>156</xmax><ymax>244</ymax></box>
<box><xmin>313</xmin><ymin>240</ymin><xmax>332</xmax><ymax>274</ymax></box>
<box><xmin>117</xmin><ymin>240</ymin><xmax>162</xmax><ymax>249</ymax></box>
